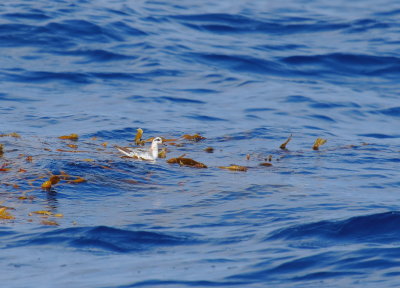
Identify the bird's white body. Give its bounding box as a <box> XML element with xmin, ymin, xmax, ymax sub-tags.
<box><xmin>116</xmin><ymin>137</ymin><xmax>162</xmax><ymax>161</ymax></box>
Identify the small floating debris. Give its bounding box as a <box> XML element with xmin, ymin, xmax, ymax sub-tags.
<box><xmin>218</xmin><ymin>165</ymin><xmax>247</xmax><ymax>172</ymax></box>
<box><xmin>280</xmin><ymin>134</ymin><xmax>292</xmax><ymax>150</ymax></box>
<box><xmin>204</xmin><ymin>147</ymin><xmax>214</xmax><ymax>153</ymax></box>
<box><xmin>167</xmin><ymin>156</ymin><xmax>207</xmax><ymax>168</ymax></box>
<box><xmin>58</xmin><ymin>133</ymin><xmax>79</xmax><ymax>140</ymax></box>
<box><xmin>312</xmin><ymin>138</ymin><xmax>327</xmax><ymax>150</ymax></box>
<box><xmin>259</xmin><ymin>162</ymin><xmax>273</xmax><ymax>167</ymax></box>
<box><xmin>0</xmin><ymin>144</ymin><xmax>3</xmax><ymax>156</ymax></box>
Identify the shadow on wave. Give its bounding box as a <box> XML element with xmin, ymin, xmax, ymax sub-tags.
<box><xmin>6</xmin><ymin>226</ymin><xmax>200</xmax><ymax>253</ymax></box>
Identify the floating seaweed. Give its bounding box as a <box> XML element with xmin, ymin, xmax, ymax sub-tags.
<box><xmin>41</xmin><ymin>180</ymin><xmax>52</xmax><ymax>190</ymax></box>
<box><xmin>182</xmin><ymin>133</ymin><xmax>206</xmax><ymax>142</ymax></box>
<box><xmin>168</xmin><ymin>142</ymin><xmax>184</xmax><ymax>147</ymax></box>
<box><xmin>0</xmin><ymin>163</ymin><xmax>11</xmax><ymax>172</ymax></box>
<box><xmin>66</xmin><ymin>176</ymin><xmax>86</xmax><ymax>184</ymax></box>
<box><xmin>41</xmin><ymin>173</ymin><xmax>85</xmax><ymax>190</ymax></box>
<box><xmin>0</xmin><ymin>130</ymin><xmax>372</xmax><ymax>227</ymax></box>
<box><xmin>167</xmin><ymin>156</ymin><xmax>207</xmax><ymax>168</ymax></box>
<box><xmin>50</xmin><ymin>175</ymin><xmax>60</xmax><ymax>185</ymax></box>
<box><xmin>41</xmin><ymin>220</ymin><xmax>59</xmax><ymax>226</ymax></box>
<box><xmin>58</xmin><ymin>133</ymin><xmax>79</xmax><ymax>140</ymax></box>
<box><xmin>0</xmin><ymin>207</ymin><xmax>15</xmax><ymax>220</ymax></box>
<box><xmin>158</xmin><ymin>148</ymin><xmax>167</xmax><ymax>158</ymax></box>
<box><xmin>32</xmin><ymin>210</ymin><xmax>52</xmax><ymax>216</ymax></box>
<box><xmin>313</xmin><ymin>138</ymin><xmax>327</xmax><ymax>150</ymax></box>
<box><xmin>135</xmin><ymin>128</ymin><xmax>145</xmax><ymax>146</ymax></box>
<box><xmin>218</xmin><ymin>165</ymin><xmax>248</xmax><ymax>172</ymax></box>
<box><xmin>280</xmin><ymin>134</ymin><xmax>292</xmax><ymax>150</ymax></box>
<box><xmin>0</xmin><ymin>132</ymin><xmax>21</xmax><ymax>138</ymax></box>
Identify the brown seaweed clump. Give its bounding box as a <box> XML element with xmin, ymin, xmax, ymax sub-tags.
<box><xmin>312</xmin><ymin>138</ymin><xmax>327</xmax><ymax>150</ymax></box>
<box><xmin>218</xmin><ymin>165</ymin><xmax>248</xmax><ymax>172</ymax></box>
<box><xmin>167</xmin><ymin>156</ymin><xmax>207</xmax><ymax>168</ymax></box>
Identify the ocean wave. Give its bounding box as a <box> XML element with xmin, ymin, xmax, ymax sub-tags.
<box><xmin>268</xmin><ymin>211</ymin><xmax>400</xmax><ymax>244</ymax></box>
<box><xmin>1</xmin><ymin>69</ymin><xmax>180</xmax><ymax>84</ymax></box>
<box><xmin>186</xmin><ymin>52</ymin><xmax>400</xmax><ymax>79</ymax></box>
<box><xmin>281</xmin><ymin>53</ymin><xmax>400</xmax><ymax>77</ymax></box>
<box><xmin>48</xmin><ymin>48</ymin><xmax>137</xmax><ymax>63</ymax></box>
<box><xmin>226</xmin><ymin>212</ymin><xmax>400</xmax><ymax>284</ymax></box>
<box><xmin>375</xmin><ymin>107</ymin><xmax>400</xmax><ymax>117</ymax></box>
<box><xmin>170</xmin><ymin>13</ymin><xmax>349</xmax><ymax>35</ymax></box>
<box><xmin>6</xmin><ymin>226</ymin><xmax>200</xmax><ymax>253</ymax></box>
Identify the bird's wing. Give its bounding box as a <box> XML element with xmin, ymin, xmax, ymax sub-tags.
<box><xmin>115</xmin><ymin>145</ymin><xmax>151</xmax><ymax>158</ymax></box>
<box><xmin>115</xmin><ymin>145</ymin><xmax>137</xmax><ymax>157</ymax></box>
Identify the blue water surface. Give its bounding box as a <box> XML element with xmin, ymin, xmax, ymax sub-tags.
<box><xmin>1</xmin><ymin>0</ymin><xmax>400</xmax><ymax>287</ymax></box>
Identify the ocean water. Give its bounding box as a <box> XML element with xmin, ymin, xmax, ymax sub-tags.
<box><xmin>1</xmin><ymin>0</ymin><xmax>400</xmax><ymax>287</ymax></box>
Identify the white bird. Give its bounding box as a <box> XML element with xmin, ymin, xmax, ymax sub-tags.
<box><xmin>115</xmin><ymin>137</ymin><xmax>163</xmax><ymax>161</ymax></box>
